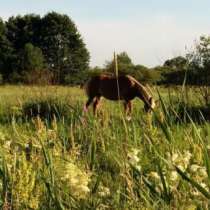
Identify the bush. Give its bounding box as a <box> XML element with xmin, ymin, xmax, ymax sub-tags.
<box><xmin>22</xmin><ymin>69</ymin><xmax>54</xmax><ymax>85</ymax></box>
<box><xmin>22</xmin><ymin>98</ymin><xmax>72</xmax><ymax>121</ymax></box>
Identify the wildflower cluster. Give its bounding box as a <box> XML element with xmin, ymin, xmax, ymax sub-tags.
<box><xmin>167</xmin><ymin>150</ymin><xmax>192</xmax><ymax>171</ymax></box>
<box><xmin>98</xmin><ymin>185</ymin><xmax>110</xmax><ymax>197</ymax></box>
<box><xmin>57</xmin><ymin>162</ymin><xmax>91</xmax><ymax>199</ymax></box>
<box><xmin>166</xmin><ymin>150</ymin><xmax>192</xmax><ymax>186</ymax></box>
<box><xmin>127</xmin><ymin>147</ymin><xmax>141</xmax><ymax>172</ymax></box>
<box><xmin>12</xmin><ymin>156</ymin><xmax>41</xmax><ymax>209</ymax></box>
<box><xmin>146</xmin><ymin>150</ymin><xmax>192</xmax><ymax>191</ymax></box>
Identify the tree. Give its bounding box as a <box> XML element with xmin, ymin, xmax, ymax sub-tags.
<box><xmin>21</xmin><ymin>43</ymin><xmax>54</xmax><ymax>84</ymax></box>
<box><xmin>103</xmin><ymin>52</ymin><xmax>160</xmax><ymax>84</ymax></box>
<box><xmin>21</xmin><ymin>43</ymin><xmax>44</xmax><ymax>71</ymax></box>
<box><xmin>0</xmin><ymin>18</ymin><xmax>14</xmax><ymax>81</ymax></box>
<box><xmin>6</xmin><ymin>14</ymin><xmax>41</xmax><ymax>50</ymax></box>
<box><xmin>164</xmin><ymin>56</ymin><xmax>188</xmax><ymax>70</ymax></box>
<box><xmin>187</xmin><ymin>36</ymin><xmax>210</xmax><ymax>85</ymax></box>
<box><xmin>159</xmin><ymin>56</ymin><xmax>188</xmax><ymax>85</ymax></box>
<box><xmin>39</xmin><ymin>12</ymin><xmax>89</xmax><ymax>83</ymax></box>
<box><xmin>134</xmin><ymin>65</ymin><xmax>161</xmax><ymax>84</ymax></box>
<box><xmin>0</xmin><ymin>12</ymin><xmax>90</xmax><ymax>84</ymax></box>
<box><xmin>104</xmin><ymin>52</ymin><xmax>133</xmax><ymax>74</ymax></box>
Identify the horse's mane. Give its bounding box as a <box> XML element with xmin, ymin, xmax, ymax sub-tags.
<box><xmin>125</xmin><ymin>75</ymin><xmax>152</xmax><ymax>100</ymax></box>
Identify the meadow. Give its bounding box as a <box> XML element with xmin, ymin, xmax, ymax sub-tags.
<box><xmin>0</xmin><ymin>85</ymin><xmax>210</xmax><ymax>209</ymax></box>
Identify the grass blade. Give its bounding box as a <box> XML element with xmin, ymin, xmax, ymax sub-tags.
<box><xmin>175</xmin><ymin>166</ymin><xmax>210</xmax><ymax>199</ymax></box>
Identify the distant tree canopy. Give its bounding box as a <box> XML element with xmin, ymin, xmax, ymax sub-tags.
<box><xmin>158</xmin><ymin>56</ymin><xmax>189</xmax><ymax>85</ymax></box>
<box><xmin>105</xmin><ymin>52</ymin><xmax>133</xmax><ymax>74</ymax></box>
<box><xmin>0</xmin><ymin>12</ymin><xmax>89</xmax><ymax>84</ymax></box>
<box><xmin>186</xmin><ymin>36</ymin><xmax>210</xmax><ymax>85</ymax></box>
<box><xmin>101</xmin><ymin>51</ymin><xmax>161</xmax><ymax>84</ymax></box>
<box><xmin>158</xmin><ymin>35</ymin><xmax>210</xmax><ymax>85</ymax></box>
<box><xmin>101</xmin><ymin>36</ymin><xmax>210</xmax><ymax>86</ymax></box>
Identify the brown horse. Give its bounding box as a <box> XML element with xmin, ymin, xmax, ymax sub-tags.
<box><xmin>84</xmin><ymin>74</ymin><xmax>156</xmax><ymax>117</ymax></box>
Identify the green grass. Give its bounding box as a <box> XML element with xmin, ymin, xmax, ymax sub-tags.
<box><xmin>0</xmin><ymin>85</ymin><xmax>210</xmax><ymax>209</ymax></box>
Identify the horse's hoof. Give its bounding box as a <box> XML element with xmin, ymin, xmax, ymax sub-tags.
<box><xmin>83</xmin><ymin>105</ymin><xmax>88</xmax><ymax>113</ymax></box>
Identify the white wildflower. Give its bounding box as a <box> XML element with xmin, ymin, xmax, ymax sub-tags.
<box><xmin>192</xmin><ymin>190</ymin><xmax>200</xmax><ymax>197</ymax></box>
<box><xmin>127</xmin><ymin>148</ymin><xmax>141</xmax><ymax>167</ymax></box>
<box><xmin>149</xmin><ymin>172</ymin><xmax>160</xmax><ymax>180</ymax></box>
<box><xmin>171</xmin><ymin>153</ymin><xmax>179</xmax><ymax>163</ymax></box>
<box><xmin>170</xmin><ymin>171</ymin><xmax>178</xmax><ymax>182</ymax></box>
<box><xmin>0</xmin><ymin>131</ymin><xmax>6</xmax><ymax>141</ymax></box>
<box><xmin>190</xmin><ymin>164</ymin><xmax>200</xmax><ymax>173</ymax></box>
<box><xmin>77</xmin><ymin>185</ymin><xmax>90</xmax><ymax>194</ymax></box>
<box><xmin>183</xmin><ymin>150</ymin><xmax>192</xmax><ymax>163</ymax></box>
<box><xmin>58</xmin><ymin>162</ymin><xmax>91</xmax><ymax>199</ymax></box>
<box><xmin>3</xmin><ymin>141</ymin><xmax>11</xmax><ymax>150</ymax></box>
<box><xmin>198</xmin><ymin>167</ymin><xmax>208</xmax><ymax>178</ymax></box>
<box><xmin>200</xmin><ymin>182</ymin><xmax>208</xmax><ymax>190</ymax></box>
<box><xmin>69</xmin><ymin>177</ymin><xmax>79</xmax><ymax>185</ymax></box>
<box><xmin>176</xmin><ymin>164</ymin><xmax>185</xmax><ymax>172</ymax></box>
<box><xmin>129</xmin><ymin>155</ymin><xmax>139</xmax><ymax>166</ymax></box>
<box><xmin>129</xmin><ymin>148</ymin><xmax>140</xmax><ymax>157</ymax></box>
<box><xmin>47</xmin><ymin>129</ymin><xmax>57</xmax><ymax>140</ymax></box>
<box><xmin>135</xmin><ymin>165</ymin><xmax>142</xmax><ymax>172</ymax></box>
<box><xmin>98</xmin><ymin>186</ymin><xmax>110</xmax><ymax>197</ymax></box>
<box><xmin>169</xmin><ymin>150</ymin><xmax>192</xmax><ymax>171</ymax></box>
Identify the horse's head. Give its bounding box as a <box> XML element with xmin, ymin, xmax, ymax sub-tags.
<box><xmin>144</xmin><ymin>97</ymin><xmax>156</xmax><ymax>113</ymax></box>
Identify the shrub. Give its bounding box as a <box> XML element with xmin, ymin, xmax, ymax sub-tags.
<box><xmin>22</xmin><ymin>97</ymin><xmax>72</xmax><ymax>121</ymax></box>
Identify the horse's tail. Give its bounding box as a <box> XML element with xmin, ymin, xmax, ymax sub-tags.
<box><xmin>84</xmin><ymin>78</ymin><xmax>91</xmax><ymax>97</ymax></box>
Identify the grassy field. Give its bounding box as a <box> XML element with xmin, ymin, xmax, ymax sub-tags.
<box><xmin>0</xmin><ymin>85</ymin><xmax>210</xmax><ymax>209</ymax></box>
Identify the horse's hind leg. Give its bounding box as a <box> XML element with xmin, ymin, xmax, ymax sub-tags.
<box><xmin>124</xmin><ymin>100</ymin><xmax>132</xmax><ymax>120</ymax></box>
<box><xmin>93</xmin><ymin>96</ymin><xmax>101</xmax><ymax>115</ymax></box>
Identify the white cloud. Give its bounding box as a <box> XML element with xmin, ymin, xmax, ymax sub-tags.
<box><xmin>77</xmin><ymin>15</ymin><xmax>210</xmax><ymax>67</ymax></box>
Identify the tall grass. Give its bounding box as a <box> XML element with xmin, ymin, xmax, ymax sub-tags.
<box><xmin>0</xmin><ymin>85</ymin><xmax>209</xmax><ymax>209</ymax></box>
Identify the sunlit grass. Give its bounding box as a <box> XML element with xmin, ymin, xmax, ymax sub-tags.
<box><xmin>0</xmin><ymin>85</ymin><xmax>209</xmax><ymax>209</ymax></box>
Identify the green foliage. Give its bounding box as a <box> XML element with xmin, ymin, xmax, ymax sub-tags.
<box><xmin>103</xmin><ymin>52</ymin><xmax>161</xmax><ymax>84</ymax></box>
<box><xmin>21</xmin><ymin>43</ymin><xmax>45</xmax><ymax>72</ymax></box>
<box><xmin>0</xmin><ymin>86</ymin><xmax>209</xmax><ymax>209</ymax></box>
<box><xmin>39</xmin><ymin>12</ymin><xmax>90</xmax><ymax>83</ymax></box>
<box><xmin>64</xmin><ymin>71</ymin><xmax>89</xmax><ymax>86</ymax></box>
<box><xmin>164</xmin><ymin>56</ymin><xmax>188</xmax><ymax>70</ymax></box>
<box><xmin>0</xmin><ymin>12</ymin><xmax>90</xmax><ymax>84</ymax></box>
<box><xmin>157</xmin><ymin>56</ymin><xmax>188</xmax><ymax>85</ymax></box>
<box><xmin>105</xmin><ymin>52</ymin><xmax>133</xmax><ymax>74</ymax></box>
<box><xmin>22</xmin><ymin>97</ymin><xmax>72</xmax><ymax>121</ymax></box>
<box><xmin>187</xmin><ymin>35</ymin><xmax>210</xmax><ymax>85</ymax></box>
<box><xmin>156</xmin><ymin>35</ymin><xmax>210</xmax><ymax>85</ymax></box>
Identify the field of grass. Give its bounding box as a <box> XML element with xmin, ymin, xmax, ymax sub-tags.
<box><xmin>0</xmin><ymin>85</ymin><xmax>210</xmax><ymax>209</ymax></box>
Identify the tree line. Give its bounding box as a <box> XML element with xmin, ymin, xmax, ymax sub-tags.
<box><xmin>0</xmin><ymin>12</ymin><xmax>209</xmax><ymax>86</ymax></box>
<box><xmin>0</xmin><ymin>12</ymin><xmax>89</xmax><ymax>84</ymax></box>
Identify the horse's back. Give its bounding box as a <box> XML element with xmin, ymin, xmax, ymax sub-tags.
<box><xmin>86</xmin><ymin>74</ymin><xmax>136</xmax><ymax>100</ymax></box>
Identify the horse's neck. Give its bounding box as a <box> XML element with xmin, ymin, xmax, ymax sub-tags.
<box><xmin>136</xmin><ymin>83</ymin><xmax>151</xmax><ymax>105</ymax></box>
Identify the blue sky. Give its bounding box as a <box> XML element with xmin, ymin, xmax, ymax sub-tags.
<box><xmin>1</xmin><ymin>0</ymin><xmax>210</xmax><ymax>67</ymax></box>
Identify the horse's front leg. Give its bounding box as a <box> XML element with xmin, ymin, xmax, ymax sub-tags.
<box><xmin>84</xmin><ymin>97</ymin><xmax>94</xmax><ymax>112</ymax></box>
<box><xmin>93</xmin><ymin>96</ymin><xmax>101</xmax><ymax>116</ymax></box>
<box><xmin>124</xmin><ymin>100</ymin><xmax>132</xmax><ymax>121</ymax></box>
